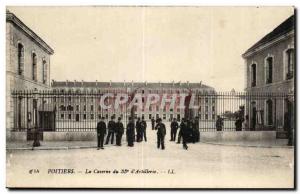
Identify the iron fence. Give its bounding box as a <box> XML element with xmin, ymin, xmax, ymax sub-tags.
<box><xmin>11</xmin><ymin>90</ymin><xmax>293</xmax><ymax>133</ymax></box>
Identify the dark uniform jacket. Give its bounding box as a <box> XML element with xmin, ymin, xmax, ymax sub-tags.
<box><xmin>156</xmin><ymin>123</ymin><xmax>166</xmax><ymax>136</ymax></box>
<box><xmin>171</xmin><ymin>121</ymin><xmax>179</xmax><ymax>130</ymax></box>
<box><xmin>116</xmin><ymin>122</ymin><xmax>124</xmax><ymax>134</ymax></box>
<box><xmin>126</xmin><ymin>122</ymin><xmax>135</xmax><ymax>137</ymax></box>
<box><xmin>97</xmin><ymin>121</ymin><xmax>106</xmax><ymax>135</ymax></box>
<box><xmin>108</xmin><ymin>120</ymin><xmax>116</xmax><ymax>132</ymax></box>
<box><xmin>141</xmin><ymin>120</ymin><xmax>147</xmax><ymax>130</ymax></box>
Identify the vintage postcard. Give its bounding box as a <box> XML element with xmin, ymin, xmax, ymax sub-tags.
<box><xmin>6</xmin><ymin>6</ymin><xmax>295</xmax><ymax>188</ymax></box>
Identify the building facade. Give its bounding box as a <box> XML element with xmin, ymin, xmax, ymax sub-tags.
<box><xmin>51</xmin><ymin>81</ymin><xmax>217</xmax><ymax>126</ymax></box>
<box><xmin>242</xmin><ymin>14</ymin><xmax>295</xmax><ymax>131</ymax></box>
<box><xmin>6</xmin><ymin>10</ymin><xmax>54</xmax><ymax>137</ymax></box>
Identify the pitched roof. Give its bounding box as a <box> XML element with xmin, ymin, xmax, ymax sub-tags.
<box><xmin>51</xmin><ymin>81</ymin><xmax>215</xmax><ymax>91</ymax></box>
<box><xmin>6</xmin><ymin>10</ymin><xmax>54</xmax><ymax>55</ymax></box>
<box><xmin>243</xmin><ymin>14</ymin><xmax>294</xmax><ymax>57</ymax></box>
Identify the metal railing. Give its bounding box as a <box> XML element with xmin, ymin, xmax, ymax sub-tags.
<box><xmin>11</xmin><ymin>90</ymin><xmax>293</xmax><ymax>132</ymax></box>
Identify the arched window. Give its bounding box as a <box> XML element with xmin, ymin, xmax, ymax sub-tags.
<box><xmin>265</xmin><ymin>57</ymin><xmax>273</xmax><ymax>84</ymax></box>
<box><xmin>285</xmin><ymin>49</ymin><xmax>294</xmax><ymax>80</ymax></box>
<box><xmin>250</xmin><ymin>63</ymin><xmax>256</xmax><ymax>87</ymax></box>
<box><xmin>42</xmin><ymin>59</ymin><xmax>47</xmax><ymax>84</ymax></box>
<box><xmin>266</xmin><ymin>99</ymin><xmax>273</xmax><ymax>126</ymax></box>
<box><xmin>32</xmin><ymin>53</ymin><xmax>37</xmax><ymax>81</ymax></box>
<box><xmin>17</xmin><ymin>43</ymin><xmax>24</xmax><ymax>75</ymax></box>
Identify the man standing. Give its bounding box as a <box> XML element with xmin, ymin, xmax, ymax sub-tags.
<box><xmin>216</xmin><ymin>115</ymin><xmax>223</xmax><ymax>131</ymax></box>
<box><xmin>126</xmin><ymin>117</ymin><xmax>135</xmax><ymax>147</ymax></box>
<box><xmin>156</xmin><ymin>118</ymin><xmax>166</xmax><ymax>150</ymax></box>
<box><xmin>115</xmin><ymin>117</ymin><xmax>124</xmax><ymax>146</ymax></box>
<box><xmin>136</xmin><ymin>117</ymin><xmax>142</xmax><ymax>142</ymax></box>
<box><xmin>170</xmin><ymin>118</ymin><xmax>178</xmax><ymax>141</ymax></box>
<box><xmin>96</xmin><ymin>117</ymin><xmax>106</xmax><ymax>150</ymax></box>
<box><xmin>141</xmin><ymin>116</ymin><xmax>147</xmax><ymax>142</ymax></box>
<box><xmin>181</xmin><ymin>118</ymin><xmax>189</xmax><ymax>150</ymax></box>
<box><xmin>192</xmin><ymin>117</ymin><xmax>200</xmax><ymax>142</ymax></box>
<box><xmin>151</xmin><ymin>117</ymin><xmax>155</xmax><ymax>130</ymax></box>
<box><xmin>105</xmin><ymin>116</ymin><xmax>116</xmax><ymax>145</ymax></box>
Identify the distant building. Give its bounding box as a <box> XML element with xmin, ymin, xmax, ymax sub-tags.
<box><xmin>51</xmin><ymin>81</ymin><xmax>217</xmax><ymax>124</ymax></box>
<box><xmin>6</xmin><ymin>10</ymin><xmax>54</xmax><ymax>136</ymax></box>
<box><xmin>242</xmin><ymin>14</ymin><xmax>295</xmax><ymax>131</ymax></box>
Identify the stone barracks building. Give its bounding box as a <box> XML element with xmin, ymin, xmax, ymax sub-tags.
<box><xmin>6</xmin><ymin>10</ymin><xmax>54</xmax><ymax>138</ymax></box>
<box><xmin>242</xmin><ymin>14</ymin><xmax>295</xmax><ymax>132</ymax></box>
<box><xmin>51</xmin><ymin>80</ymin><xmax>217</xmax><ymax>123</ymax></box>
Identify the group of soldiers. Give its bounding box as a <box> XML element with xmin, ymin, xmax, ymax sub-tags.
<box><xmin>96</xmin><ymin>116</ymin><xmax>201</xmax><ymax>150</ymax></box>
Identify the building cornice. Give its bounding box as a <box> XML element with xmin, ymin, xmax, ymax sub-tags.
<box><xmin>242</xmin><ymin>30</ymin><xmax>294</xmax><ymax>58</ymax></box>
<box><xmin>6</xmin><ymin>11</ymin><xmax>54</xmax><ymax>55</ymax></box>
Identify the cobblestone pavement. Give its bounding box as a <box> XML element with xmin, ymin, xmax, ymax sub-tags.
<box><xmin>6</xmin><ymin>129</ymin><xmax>294</xmax><ymax>188</ymax></box>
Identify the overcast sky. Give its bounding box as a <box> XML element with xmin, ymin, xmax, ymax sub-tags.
<box><xmin>8</xmin><ymin>6</ymin><xmax>294</xmax><ymax>91</ymax></box>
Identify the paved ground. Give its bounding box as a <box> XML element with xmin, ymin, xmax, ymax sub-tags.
<box><xmin>6</xmin><ymin>130</ymin><xmax>294</xmax><ymax>188</ymax></box>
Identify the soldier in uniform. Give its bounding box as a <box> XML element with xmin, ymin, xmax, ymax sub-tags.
<box><xmin>216</xmin><ymin>115</ymin><xmax>224</xmax><ymax>131</ymax></box>
<box><xmin>156</xmin><ymin>118</ymin><xmax>166</xmax><ymax>150</ymax></box>
<box><xmin>181</xmin><ymin>118</ymin><xmax>189</xmax><ymax>150</ymax></box>
<box><xmin>151</xmin><ymin>117</ymin><xmax>155</xmax><ymax>130</ymax></box>
<box><xmin>192</xmin><ymin>117</ymin><xmax>200</xmax><ymax>142</ymax></box>
<box><xmin>141</xmin><ymin>116</ymin><xmax>147</xmax><ymax>142</ymax></box>
<box><xmin>105</xmin><ymin>116</ymin><xmax>116</xmax><ymax>145</ymax></box>
<box><xmin>136</xmin><ymin>117</ymin><xmax>142</xmax><ymax>142</ymax></box>
<box><xmin>126</xmin><ymin>117</ymin><xmax>135</xmax><ymax>147</ymax></box>
<box><xmin>115</xmin><ymin>117</ymin><xmax>124</xmax><ymax>146</ymax></box>
<box><xmin>176</xmin><ymin>118</ymin><xmax>185</xmax><ymax>144</ymax></box>
<box><xmin>170</xmin><ymin>118</ymin><xmax>179</xmax><ymax>141</ymax></box>
<box><xmin>96</xmin><ymin>117</ymin><xmax>107</xmax><ymax>150</ymax></box>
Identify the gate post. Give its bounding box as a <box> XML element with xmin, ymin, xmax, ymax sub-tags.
<box><xmin>32</xmin><ymin>89</ymin><xmax>40</xmax><ymax>147</ymax></box>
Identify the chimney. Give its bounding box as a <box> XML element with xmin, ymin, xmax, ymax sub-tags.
<box><xmin>179</xmin><ymin>81</ymin><xmax>181</xmax><ymax>86</ymax></box>
<box><xmin>187</xmin><ymin>81</ymin><xmax>189</xmax><ymax>86</ymax></box>
<box><xmin>110</xmin><ymin>80</ymin><xmax>112</xmax><ymax>86</ymax></box>
<box><xmin>131</xmin><ymin>80</ymin><xmax>134</xmax><ymax>86</ymax></box>
<box><xmin>123</xmin><ymin>80</ymin><xmax>126</xmax><ymax>86</ymax></box>
<box><xmin>145</xmin><ymin>81</ymin><xmax>147</xmax><ymax>86</ymax></box>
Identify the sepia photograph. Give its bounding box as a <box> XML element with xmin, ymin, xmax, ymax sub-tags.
<box><xmin>5</xmin><ymin>6</ymin><xmax>295</xmax><ymax>189</ymax></box>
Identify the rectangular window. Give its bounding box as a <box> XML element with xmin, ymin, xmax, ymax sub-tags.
<box><xmin>205</xmin><ymin>98</ymin><xmax>208</xmax><ymax>103</ymax></box>
<box><xmin>149</xmin><ymin>114</ymin><xmax>152</xmax><ymax>119</ymax></box>
<box><xmin>68</xmin><ymin>114</ymin><xmax>72</xmax><ymax>120</ymax></box>
<box><xmin>76</xmin><ymin>105</ymin><xmax>79</xmax><ymax>111</ymax></box>
<box><xmin>42</xmin><ymin>60</ymin><xmax>47</xmax><ymax>84</ymax></box>
<box><xmin>163</xmin><ymin>114</ymin><xmax>166</xmax><ymax>120</ymax></box>
<box><xmin>91</xmin><ymin>114</ymin><xmax>94</xmax><ymax>120</ymax></box>
<box><xmin>212</xmin><ymin>106</ymin><xmax>215</xmax><ymax>112</ymax></box>
<box><xmin>286</xmin><ymin>49</ymin><xmax>294</xmax><ymax>80</ymax></box>
<box><xmin>83</xmin><ymin>114</ymin><xmax>87</xmax><ymax>120</ymax></box>
<box><xmin>205</xmin><ymin>106</ymin><xmax>208</xmax><ymax>112</ymax></box>
<box><xmin>212</xmin><ymin>114</ymin><xmax>215</xmax><ymax>120</ymax></box>
<box><xmin>205</xmin><ymin>114</ymin><xmax>208</xmax><ymax>120</ymax></box>
<box><xmin>266</xmin><ymin>57</ymin><xmax>273</xmax><ymax>84</ymax></box>
<box><xmin>83</xmin><ymin>105</ymin><xmax>86</xmax><ymax>111</ymax></box>
<box><xmin>91</xmin><ymin>105</ymin><xmax>94</xmax><ymax>111</ymax></box>
<box><xmin>251</xmin><ymin>64</ymin><xmax>256</xmax><ymax>87</ymax></box>
<box><xmin>60</xmin><ymin>114</ymin><xmax>64</xmax><ymax>119</ymax></box>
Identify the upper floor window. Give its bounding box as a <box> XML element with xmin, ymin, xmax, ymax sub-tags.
<box><xmin>42</xmin><ymin>60</ymin><xmax>47</xmax><ymax>84</ymax></box>
<box><xmin>17</xmin><ymin>43</ymin><xmax>24</xmax><ymax>75</ymax></box>
<box><xmin>32</xmin><ymin>53</ymin><xmax>37</xmax><ymax>81</ymax></box>
<box><xmin>265</xmin><ymin>57</ymin><xmax>273</xmax><ymax>84</ymax></box>
<box><xmin>285</xmin><ymin>49</ymin><xmax>294</xmax><ymax>80</ymax></box>
<box><xmin>250</xmin><ymin>63</ymin><xmax>256</xmax><ymax>87</ymax></box>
